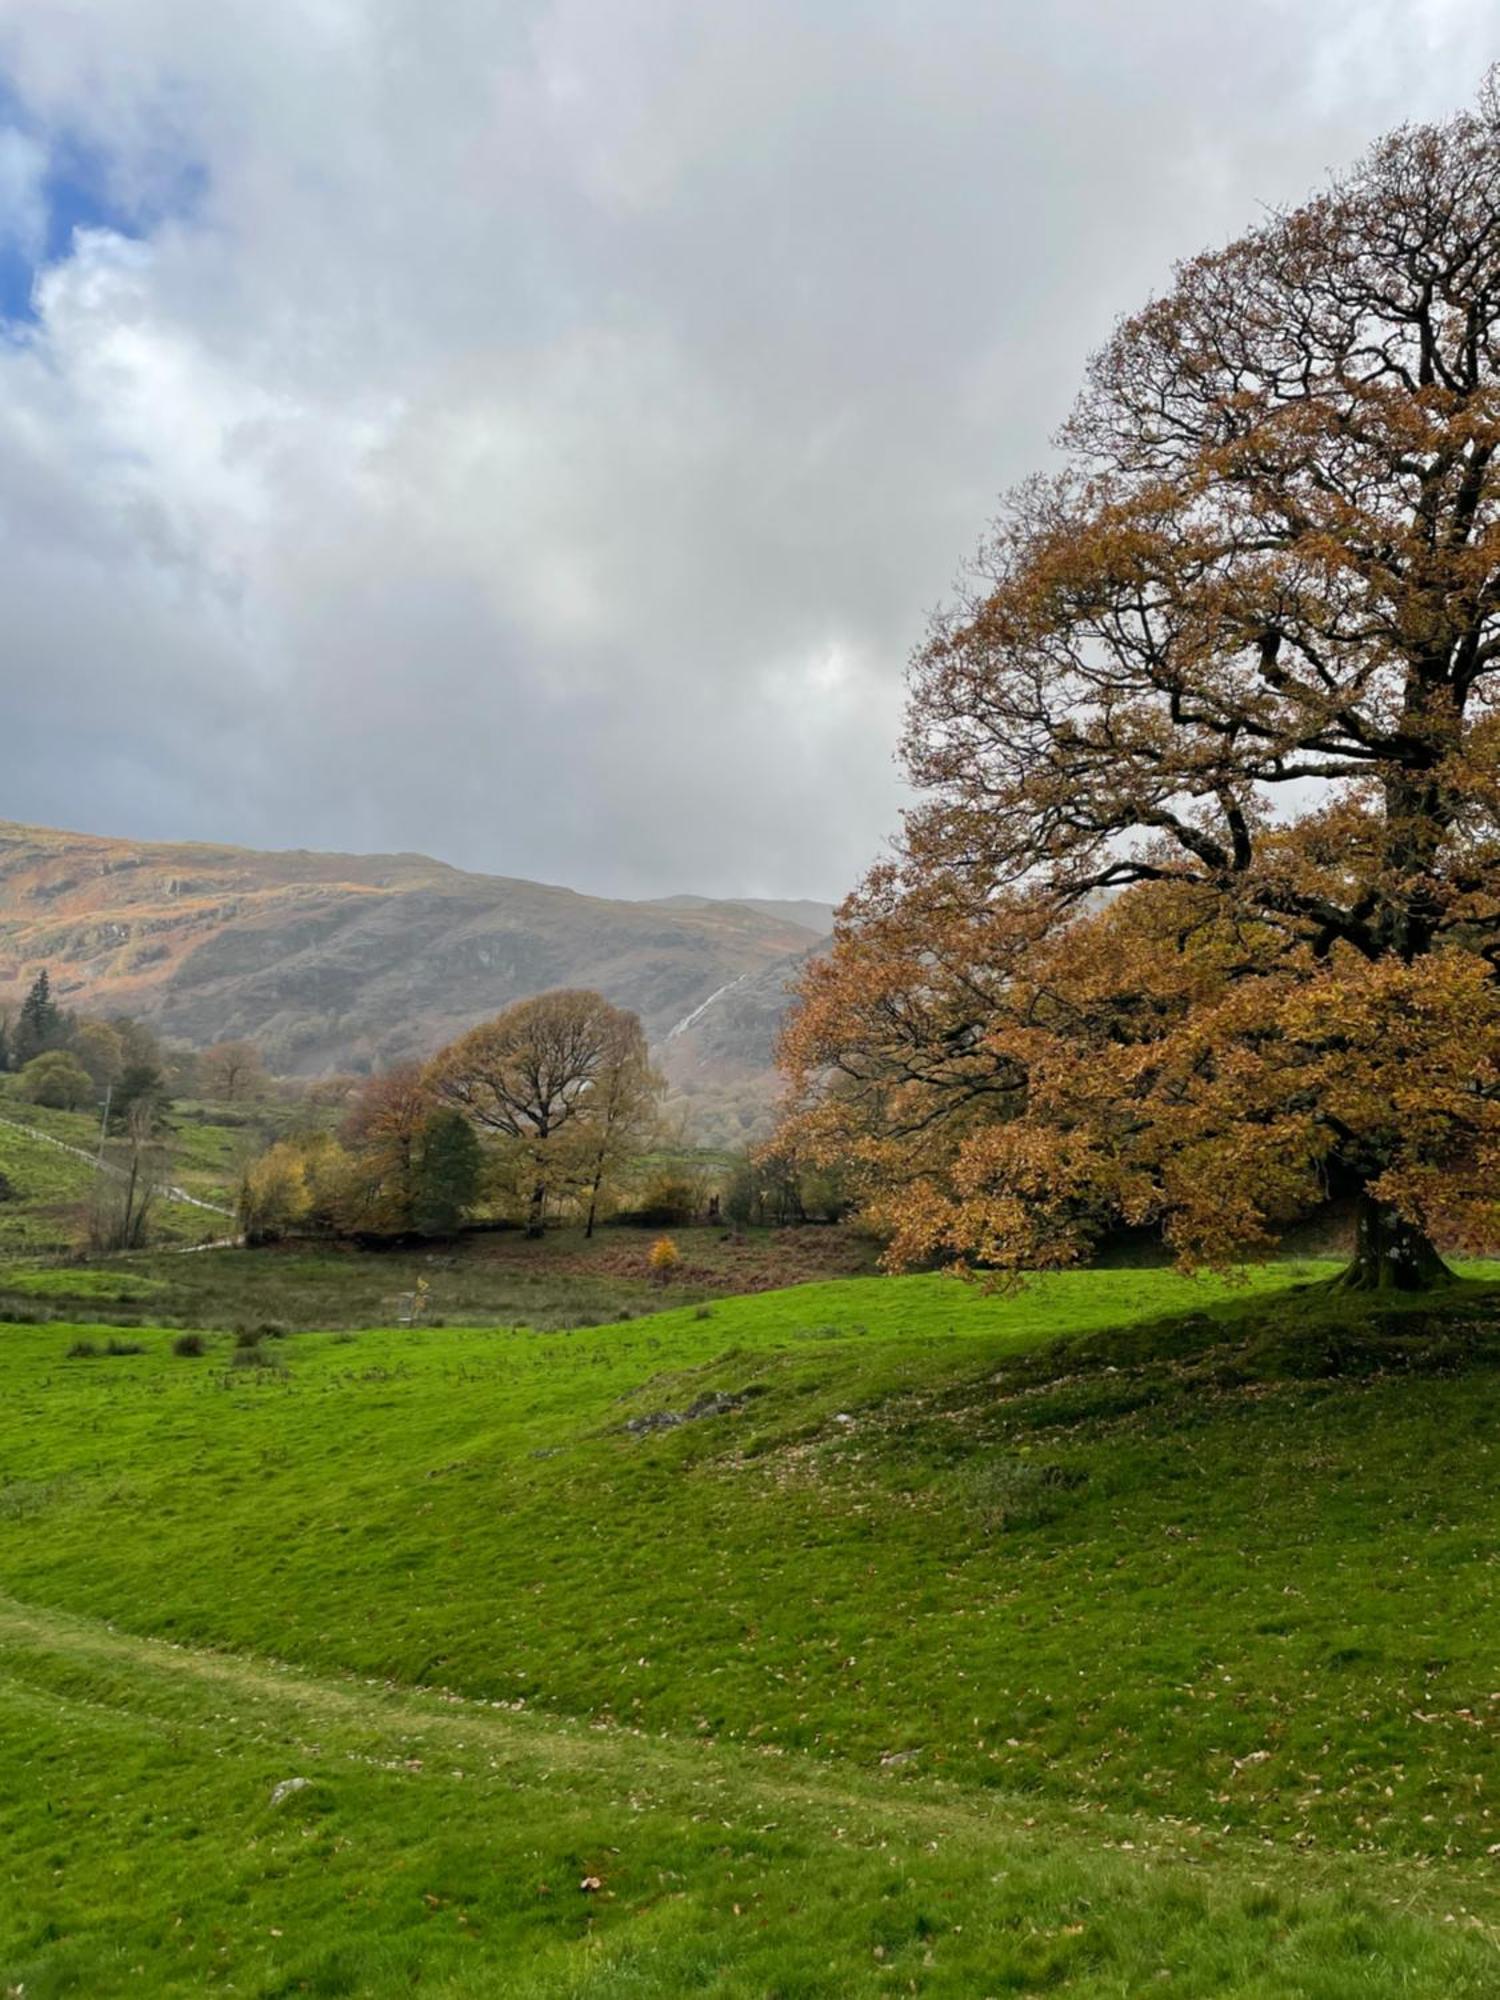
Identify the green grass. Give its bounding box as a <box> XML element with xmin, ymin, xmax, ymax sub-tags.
<box><xmin>0</xmin><ymin>1102</ymin><xmax>236</xmax><ymax>1253</ymax></box>
<box><xmin>2</xmin><ymin>1266</ymin><xmax>169</xmax><ymax>1302</ymax></box>
<box><xmin>3</xmin><ymin>1262</ymin><xmax>1500</xmax><ymax>1994</ymax></box>
<box><xmin>0</xmin><ymin>1091</ymin><xmax>280</xmax><ymax>1205</ymax></box>
<box><xmin>0</xmin><ymin>1115</ymin><xmax>99</xmax><ymax>1251</ymax></box>
<box><xmin>4</xmin><ymin>1596</ymin><xmax>1496</xmax><ymax>2000</ymax></box>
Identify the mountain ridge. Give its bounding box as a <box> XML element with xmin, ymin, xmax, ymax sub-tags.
<box><xmin>651</xmin><ymin>893</ymin><xmax>838</xmax><ymax>936</ymax></box>
<box><xmin>0</xmin><ymin>822</ymin><xmax>827</xmax><ymax>1110</ymax></box>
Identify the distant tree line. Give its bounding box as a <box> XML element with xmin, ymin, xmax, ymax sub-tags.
<box><xmin>0</xmin><ymin>969</ymin><xmax>177</xmax><ymax>1126</ymax></box>
<box><xmin>0</xmin><ymin>970</ymin><xmax>292</xmax><ymax>1253</ymax></box>
<box><xmin>0</xmin><ymin>968</ymin><xmax>856</xmax><ymax>1254</ymax></box>
<box><xmin>1</xmin><ymin>969</ymin><xmax>285</xmax><ymax>1120</ymax></box>
<box><xmin>240</xmin><ymin>989</ymin><xmax>664</xmax><ymax>1244</ymax></box>
<box><xmin>234</xmin><ymin>987</ymin><xmax>851</xmax><ymax>1248</ymax></box>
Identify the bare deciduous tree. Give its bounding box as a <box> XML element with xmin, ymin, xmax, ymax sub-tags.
<box><xmin>199</xmin><ymin>1039</ymin><xmax>267</xmax><ymax>1102</ymax></box>
<box><xmin>88</xmin><ymin>1098</ymin><xmax>167</xmax><ymax>1252</ymax></box>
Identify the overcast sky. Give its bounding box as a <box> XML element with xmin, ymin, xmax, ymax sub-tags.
<box><xmin>0</xmin><ymin>2</ymin><xmax>1492</xmax><ymax>900</ymax></box>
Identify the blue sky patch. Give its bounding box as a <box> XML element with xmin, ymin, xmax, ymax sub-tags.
<box><xmin>0</xmin><ymin>77</ymin><xmax>206</xmax><ymax>325</ymax></box>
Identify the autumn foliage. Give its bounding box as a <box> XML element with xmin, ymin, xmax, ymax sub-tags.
<box><xmin>648</xmin><ymin>1234</ymin><xmax>683</xmax><ymax>1283</ymax></box>
<box><xmin>424</xmin><ymin>989</ymin><xmax>661</xmax><ymax>1238</ymax></box>
<box><xmin>781</xmin><ymin>82</ymin><xmax>1500</xmax><ymax>1290</ymax></box>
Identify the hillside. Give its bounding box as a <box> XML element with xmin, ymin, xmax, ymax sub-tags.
<box><xmin>656</xmin><ymin>941</ymin><xmax>824</xmax><ymax>1138</ymax></box>
<box><xmin>2</xmin><ymin>1266</ymin><xmax>1499</xmax><ymax>1993</ymax></box>
<box><xmin>0</xmin><ymin>822</ymin><xmax>826</xmax><ymax>1084</ymax></box>
<box><xmin>0</xmin><ymin>1101</ymin><xmax>236</xmax><ymax>1253</ymax></box>
<box><xmin>653</xmin><ymin>892</ymin><xmax>838</xmax><ymax>935</ymax></box>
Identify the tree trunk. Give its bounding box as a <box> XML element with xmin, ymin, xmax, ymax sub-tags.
<box><xmin>526</xmin><ymin>1178</ymin><xmax>547</xmax><ymax>1239</ymax></box>
<box><xmin>1333</xmin><ymin>1191</ymin><xmax>1453</xmax><ymax>1292</ymax></box>
<box><xmin>584</xmin><ymin>1167</ymin><xmax>602</xmax><ymax>1240</ymax></box>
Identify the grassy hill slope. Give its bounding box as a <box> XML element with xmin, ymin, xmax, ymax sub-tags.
<box><xmin>2</xmin><ymin>1265</ymin><xmax>1499</xmax><ymax>1994</ymax></box>
<box><xmin>0</xmin><ymin>1100</ymin><xmax>236</xmax><ymax>1253</ymax></box>
<box><xmin>5</xmin><ymin>1594</ymin><xmax>1493</xmax><ymax>2000</ymax></box>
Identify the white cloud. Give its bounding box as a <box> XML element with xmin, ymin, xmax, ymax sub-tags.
<box><xmin>0</xmin><ymin>2</ymin><xmax>1491</xmax><ymax>896</ymax></box>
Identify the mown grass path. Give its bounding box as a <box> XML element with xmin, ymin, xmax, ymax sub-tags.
<box><xmin>2</xmin><ymin>1589</ymin><xmax>1497</xmax><ymax>1998</ymax></box>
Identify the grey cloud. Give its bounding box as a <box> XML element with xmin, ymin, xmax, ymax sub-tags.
<box><xmin>0</xmin><ymin>0</ymin><xmax>1493</xmax><ymax>896</ymax></box>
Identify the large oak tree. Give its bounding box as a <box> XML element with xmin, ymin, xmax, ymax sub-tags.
<box><xmin>782</xmin><ymin>81</ymin><xmax>1500</xmax><ymax>1290</ymax></box>
<box><xmin>425</xmin><ymin>989</ymin><xmax>658</xmax><ymax>1237</ymax></box>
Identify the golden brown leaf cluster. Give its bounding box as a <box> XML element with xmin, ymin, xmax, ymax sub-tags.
<box><xmin>781</xmin><ymin>81</ymin><xmax>1500</xmax><ymax>1283</ymax></box>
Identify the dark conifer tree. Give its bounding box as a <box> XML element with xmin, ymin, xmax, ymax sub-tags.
<box><xmin>14</xmin><ymin>969</ymin><xmax>62</xmax><ymax>1066</ymax></box>
<box><xmin>413</xmin><ymin>1108</ymin><xmax>482</xmax><ymax>1238</ymax></box>
<box><xmin>111</xmin><ymin>1060</ymin><xmax>170</xmax><ymax>1133</ymax></box>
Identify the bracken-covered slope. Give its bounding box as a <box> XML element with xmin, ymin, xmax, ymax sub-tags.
<box><xmin>0</xmin><ymin>821</ymin><xmax>825</xmax><ymax>1076</ymax></box>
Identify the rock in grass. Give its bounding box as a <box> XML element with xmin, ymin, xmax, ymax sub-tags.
<box><xmin>623</xmin><ymin>1385</ymin><xmax>768</xmax><ymax>1436</ymax></box>
<box><xmin>269</xmin><ymin>1776</ymin><xmax>312</xmax><ymax>1808</ymax></box>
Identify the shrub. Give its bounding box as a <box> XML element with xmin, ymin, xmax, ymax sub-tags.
<box><xmin>105</xmin><ymin>1337</ymin><xmax>147</xmax><ymax>1356</ymax></box>
<box><xmin>238</xmin><ymin>1142</ymin><xmax>313</xmax><ymax>1243</ymax></box>
<box><xmin>66</xmin><ymin>1338</ymin><xmax>100</xmax><ymax>1359</ymax></box>
<box><xmin>172</xmin><ymin>1331</ymin><xmax>207</xmax><ymax>1357</ymax></box>
<box><xmin>648</xmin><ymin>1235</ymin><xmax>683</xmax><ymax>1284</ymax></box>
<box><xmin>234</xmin><ymin>1326</ymin><xmax>266</xmax><ymax>1349</ymax></box>
<box><xmin>955</xmin><ymin>1456</ymin><xmax>1088</xmax><ymax>1533</ymax></box>
<box><xmin>230</xmin><ymin>1344</ymin><xmax>281</xmax><ymax>1371</ymax></box>
<box><xmin>626</xmin><ymin>1175</ymin><xmax>703</xmax><ymax>1227</ymax></box>
<box><xmin>20</xmin><ymin>1049</ymin><xmax>94</xmax><ymax>1111</ymax></box>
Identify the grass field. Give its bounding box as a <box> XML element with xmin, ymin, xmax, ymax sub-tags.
<box><xmin>0</xmin><ymin>1103</ymin><xmax>237</xmax><ymax>1254</ymax></box>
<box><xmin>2</xmin><ymin>1260</ymin><xmax>1499</xmax><ymax>1994</ymax></box>
<box><xmin>0</xmin><ymin>1223</ymin><xmax>880</xmax><ymax>1331</ymax></box>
